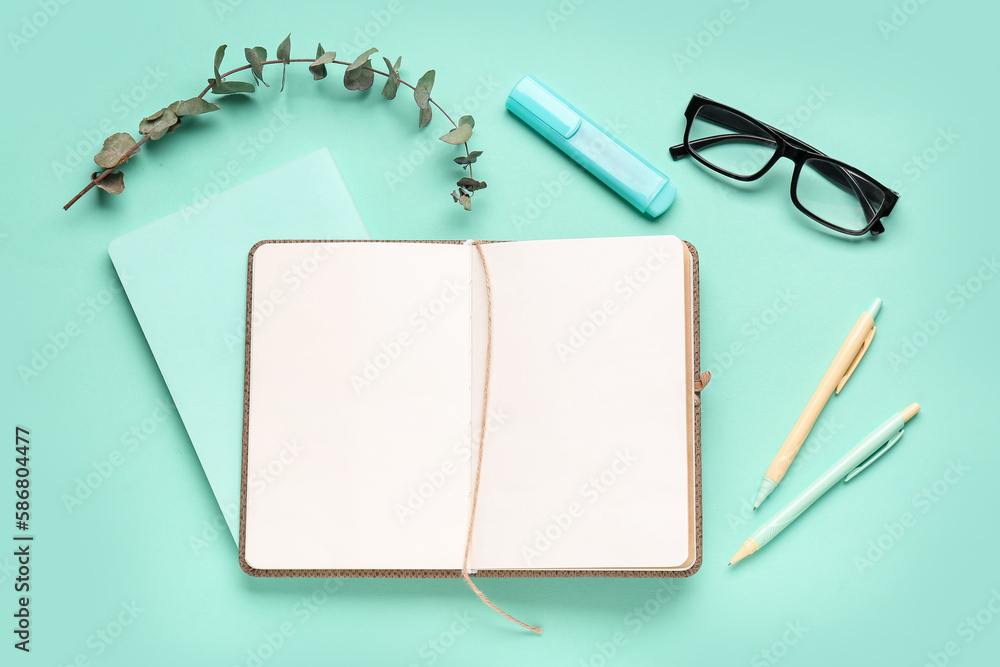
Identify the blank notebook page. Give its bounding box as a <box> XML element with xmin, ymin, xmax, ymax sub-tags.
<box><xmin>244</xmin><ymin>241</ymin><xmax>473</xmax><ymax>571</ymax></box>
<box><xmin>469</xmin><ymin>236</ymin><xmax>694</xmax><ymax>570</ymax></box>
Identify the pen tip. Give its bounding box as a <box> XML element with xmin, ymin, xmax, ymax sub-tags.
<box><xmin>901</xmin><ymin>402</ymin><xmax>921</xmax><ymax>422</ymax></box>
<box><xmin>730</xmin><ymin>538</ymin><xmax>759</xmax><ymax>566</ymax></box>
<box><xmin>867</xmin><ymin>297</ymin><xmax>883</xmax><ymax>319</ymax></box>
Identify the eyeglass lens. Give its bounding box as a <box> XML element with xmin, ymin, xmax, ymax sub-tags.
<box><xmin>794</xmin><ymin>158</ymin><xmax>886</xmax><ymax>232</ymax></box>
<box><xmin>688</xmin><ymin>105</ymin><xmax>777</xmax><ymax>178</ymax></box>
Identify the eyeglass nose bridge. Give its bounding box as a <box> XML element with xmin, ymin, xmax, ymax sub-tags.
<box><xmin>777</xmin><ymin>142</ymin><xmax>815</xmax><ymax>164</ymax></box>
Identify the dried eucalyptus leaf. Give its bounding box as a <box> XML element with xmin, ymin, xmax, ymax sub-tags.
<box><xmin>139</xmin><ymin>107</ymin><xmax>179</xmax><ymax>140</ymax></box>
<box><xmin>381</xmin><ymin>56</ymin><xmax>401</xmax><ymax>100</ymax></box>
<box><xmin>458</xmin><ymin>115</ymin><xmax>475</xmax><ymax>129</ymax></box>
<box><xmin>172</xmin><ymin>97</ymin><xmax>220</xmax><ymax>116</ymax></box>
<box><xmin>277</xmin><ymin>33</ymin><xmax>291</xmax><ymax>91</ymax></box>
<box><xmin>244</xmin><ymin>46</ymin><xmax>268</xmax><ymax>86</ymax></box>
<box><xmin>212</xmin><ymin>80</ymin><xmax>256</xmax><ymax>95</ymax></box>
<box><xmin>414</xmin><ymin>69</ymin><xmax>435</xmax><ymax>109</ymax></box>
<box><xmin>381</xmin><ymin>75</ymin><xmax>398</xmax><ymax>99</ymax></box>
<box><xmin>92</xmin><ymin>171</ymin><xmax>125</xmax><ymax>194</ymax></box>
<box><xmin>458</xmin><ymin>194</ymin><xmax>472</xmax><ymax>211</ymax></box>
<box><xmin>93</xmin><ymin>133</ymin><xmax>138</xmax><ymax>169</ymax></box>
<box><xmin>418</xmin><ymin>105</ymin><xmax>432</xmax><ymax>128</ymax></box>
<box><xmin>276</xmin><ymin>34</ymin><xmax>291</xmax><ymax>63</ymax></box>
<box><xmin>440</xmin><ymin>124</ymin><xmax>473</xmax><ymax>145</ymax></box>
<box><xmin>344</xmin><ymin>61</ymin><xmax>374</xmax><ymax>91</ymax></box>
<box><xmin>214</xmin><ymin>44</ymin><xmax>227</xmax><ymax>80</ymax></box>
<box><xmin>454</xmin><ymin>151</ymin><xmax>483</xmax><ymax>168</ymax></box>
<box><xmin>457</xmin><ymin>177</ymin><xmax>487</xmax><ymax>191</ymax></box>
<box><xmin>310</xmin><ymin>44</ymin><xmax>336</xmax><ymax>80</ymax></box>
<box><xmin>347</xmin><ymin>47</ymin><xmax>378</xmax><ymax>71</ymax></box>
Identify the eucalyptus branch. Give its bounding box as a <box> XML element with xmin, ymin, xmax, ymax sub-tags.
<box><xmin>64</xmin><ymin>37</ymin><xmax>485</xmax><ymax>212</ymax></box>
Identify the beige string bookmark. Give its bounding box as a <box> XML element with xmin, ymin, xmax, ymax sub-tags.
<box><xmin>463</xmin><ymin>240</ymin><xmax>543</xmax><ymax>635</ymax></box>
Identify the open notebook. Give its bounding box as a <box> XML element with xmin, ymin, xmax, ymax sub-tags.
<box><xmin>240</xmin><ymin>235</ymin><xmax>707</xmax><ymax>577</ymax></box>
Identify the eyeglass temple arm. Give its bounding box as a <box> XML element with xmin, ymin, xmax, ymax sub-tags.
<box><xmin>670</xmin><ymin>142</ymin><xmax>690</xmax><ymax>160</ymax></box>
<box><xmin>670</xmin><ymin>134</ymin><xmax>776</xmax><ymax>160</ymax></box>
<box><xmin>807</xmin><ymin>160</ymin><xmax>879</xmax><ymax>222</ymax></box>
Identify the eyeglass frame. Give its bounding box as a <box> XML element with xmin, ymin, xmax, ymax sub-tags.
<box><xmin>669</xmin><ymin>94</ymin><xmax>898</xmax><ymax>236</ymax></box>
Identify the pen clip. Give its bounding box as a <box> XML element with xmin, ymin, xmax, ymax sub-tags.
<box><xmin>836</xmin><ymin>325</ymin><xmax>876</xmax><ymax>394</ymax></box>
<box><xmin>844</xmin><ymin>428</ymin><xmax>904</xmax><ymax>483</ymax></box>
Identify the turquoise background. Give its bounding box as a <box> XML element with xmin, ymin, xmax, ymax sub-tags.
<box><xmin>2</xmin><ymin>0</ymin><xmax>998</xmax><ymax>664</ymax></box>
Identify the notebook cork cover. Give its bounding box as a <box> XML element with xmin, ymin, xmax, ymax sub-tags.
<box><xmin>239</xmin><ymin>236</ymin><xmax>708</xmax><ymax>578</ymax></box>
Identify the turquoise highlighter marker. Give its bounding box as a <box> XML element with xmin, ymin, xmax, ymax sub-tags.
<box><xmin>505</xmin><ymin>76</ymin><xmax>677</xmax><ymax>217</ymax></box>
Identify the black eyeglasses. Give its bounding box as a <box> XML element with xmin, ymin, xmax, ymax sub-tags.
<box><xmin>670</xmin><ymin>95</ymin><xmax>898</xmax><ymax>236</ymax></box>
